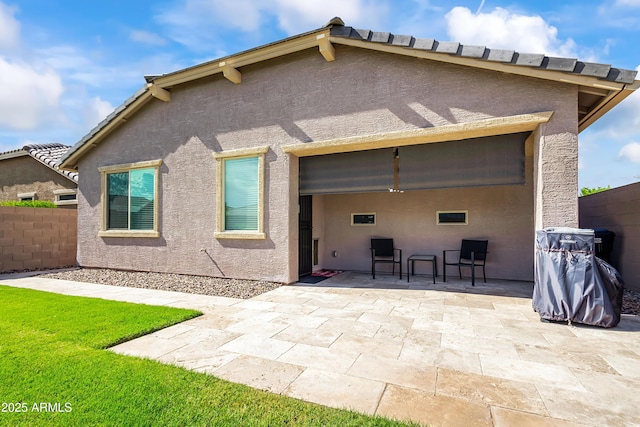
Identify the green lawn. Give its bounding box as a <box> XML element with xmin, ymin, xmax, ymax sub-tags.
<box><xmin>0</xmin><ymin>285</ymin><xmax>417</xmax><ymax>426</ymax></box>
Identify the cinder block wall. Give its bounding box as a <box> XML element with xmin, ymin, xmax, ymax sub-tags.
<box><xmin>0</xmin><ymin>206</ymin><xmax>77</xmax><ymax>272</ymax></box>
<box><xmin>579</xmin><ymin>182</ymin><xmax>640</xmax><ymax>291</ymax></box>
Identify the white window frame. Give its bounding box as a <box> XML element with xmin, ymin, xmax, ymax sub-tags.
<box><xmin>98</xmin><ymin>159</ymin><xmax>162</xmax><ymax>238</ymax></box>
<box><xmin>53</xmin><ymin>189</ymin><xmax>78</xmax><ymax>206</ymax></box>
<box><xmin>351</xmin><ymin>212</ymin><xmax>376</xmax><ymax>226</ymax></box>
<box><xmin>213</xmin><ymin>146</ymin><xmax>268</xmax><ymax>240</ymax></box>
<box><xmin>18</xmin><ymin>192</ymin><xmax>36</xmax><ymax>201</ymax></box>
<box><xmin>436</xmin><ymin>210</ymin><xmax>469</xmax><ymax>225</ymax></box>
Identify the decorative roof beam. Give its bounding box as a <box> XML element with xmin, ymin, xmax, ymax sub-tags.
<box><xmin>220</xmin><ymin>62</ymin><xmax>242</xmax><ymax>84</ymax></box>
<box><xmin>147</xmin><ymin>83</ymin><xmax>171</xmax><ymax>102</ymax></box>
<box><xmin>578</xmin><ymin>85</ymin><xmax>638</xmax><ymax>132</ymax></box>
<box><xmin>153</xmin><ymin>31</ymin><xmax>330</xmax><ymax>88</ymax></box>
<box><xmin>317</xmin><ymin>34</ymin><xmax>336</xmax><ymax>62</ymax></box>
<box><xmin>579</xmin><ymin>86</ymin><xmax>612</xmax><ymax>97</ymax></box>
<box><xmin>282</xmin><ymin>111</ymin><xmax>553</xmax><ymax>157</ymax></box>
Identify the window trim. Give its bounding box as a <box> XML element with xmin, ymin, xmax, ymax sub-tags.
<box><xmin>53</xmin><ymin>189</ymin><xmax>78</xmax><ymax>206</ymax></box>
<box><xmin>213</xmin><ymin>146</ymin><xmax>269</xmax><ymax>240</ymax></box>
<box><xmin>98</xmin><ymin>159</ymin><xmax>162</xmax><ymax>238</ymax></box>
<box><xmin>351</xmin><ymin>212</ymin><xmax>376</xmax><ymax>226</ymax></box>
<box><xmin>436</xmin><ymin>210</ymin><xmax>469</xmax><ymax>225</ymax></box>
<box><xmin>18</xmin><ymin>192</ymin><xmax>36</xmax><ymax>201</ymax></box>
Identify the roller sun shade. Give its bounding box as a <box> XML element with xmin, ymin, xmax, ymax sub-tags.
<box><xmin>298</xmin><ymin>132</ymin><xmax>527</xmax><ymax>194</ymax></box>
<box><xmin>299</xmin><ymin>148</ymin><xmax>394</xmax><ymax>195</ymax></box>
<box><xmin>399</xmin><ymin>133</ymin><xmax>527</xmax><ymax>190</ymax></box>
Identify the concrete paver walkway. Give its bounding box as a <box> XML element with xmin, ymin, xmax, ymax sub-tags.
<box><xmin>2</xmin><ymin>271</ymin><xmax>639</xmax><ymax>426</ymax></box>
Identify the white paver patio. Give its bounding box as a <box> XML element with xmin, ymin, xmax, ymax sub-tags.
<box><xmin>2</xmin><ymin>270</ymin><xmax>639</xmax><ymax>426</ymax></box>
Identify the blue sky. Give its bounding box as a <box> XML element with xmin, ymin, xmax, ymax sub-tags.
<box><xmin>1</xmin><ymin>0</ymin><xmax>639</xmax><ymax>189</ymax></box>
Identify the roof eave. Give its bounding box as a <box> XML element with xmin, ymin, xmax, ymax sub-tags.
<box><xmin>28</xmin><ymin>154</ymin><xmax>78</xmax><ymax>183</ymax></box>
<box><xmin>153</xmin><ymin>28</ymin><xmax>332</xmax><ymax>89</ymax></box>
<box><xmin>328</xmin><ymin>35</ymin><xmax>637</xmax><ymax>133</ymax></box>
<box><xmin>58</xmin><ymin>26</ymin><xmax>335</xmax><ymax>172</ymax></box>
<box><xmin>59</xmin><ymin>88</ymin><xmax>153</xmax><ymax>171</ymax></box>
<box><xmin>59</xmin><ymin>20</ymin><xmax>638</xmax><ymax>171</ymax></box>
<box><xmin>330</xmin><ymin>36</ymin><xmax>631</xmax><ymax>91</ymax></box>
<box><xmin>0</xmin><ymin>150</ymin><xmax>27</xmax><ymax>161</ymax></box>
<box><xmin>578</xmin><ymin>81</ymin><xmax>640</xmax><ymax>132</ymax></box>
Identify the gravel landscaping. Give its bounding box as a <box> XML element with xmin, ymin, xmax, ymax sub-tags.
<box><xmin>40</xmin><ymin>268</ymin><xmax>282</xmax><ymax>299</ymax></box>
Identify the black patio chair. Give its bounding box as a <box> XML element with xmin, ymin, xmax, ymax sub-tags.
<box><xmin>370</xmin><ymin>238</ymin><xmax>402</xmax><ymax>279</ymax></box>
<box><xmin>443</xmin><ymin>239</ymin><xmax>488</xmax><ymax>286</ymax></box>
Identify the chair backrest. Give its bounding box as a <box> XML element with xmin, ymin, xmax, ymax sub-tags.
<box><xmin>460</xmin><ymin>239</ymin><xmax>488</xmax><ymax>261</ymax></box>
<box><xmin>371</xmin><ymin>238</ymin><xmax>395</xmax><ymax>257</ymax></box>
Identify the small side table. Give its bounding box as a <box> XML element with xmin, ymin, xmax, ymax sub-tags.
<box><xmin>407</xmin><ymin>255</ymin><xmax>437</xmax><ymax>284</ymax></box>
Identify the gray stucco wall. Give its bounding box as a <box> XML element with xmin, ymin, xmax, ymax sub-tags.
<box><xmin>76</xmin><ymin>45</ymin><xmax>579</xmax><ymax>283</ymax></box>
<box><xmin>316</xmin><ymin>176</ymin><xmax>535</xmax><ymax>282</ymax></box>
<box><xmin>579</xmin><ymin>182</ymin><xmax>640</xmax><ymax>290</ymax></box>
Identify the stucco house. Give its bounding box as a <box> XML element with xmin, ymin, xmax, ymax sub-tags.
<box><xmin>59</xmin><ymin>18</ymin><xmax>638</xmax><ymax>284</ymax></box>
<box><xmin>0</xmin><ymin>143</ymin><xmax>78</xmax><ymax>208</ymax></box>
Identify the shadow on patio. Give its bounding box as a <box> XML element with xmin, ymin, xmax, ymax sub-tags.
<box><xmin>296</xmin><ymin>270</ymin><xmax>535</xmax><ymax>298</ymax></box>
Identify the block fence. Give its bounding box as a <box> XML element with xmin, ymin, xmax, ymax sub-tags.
<box><xmin>0</xmin><ymin>206</ymin><xmax>77</xmax><ymax>272</ymax></box>
<box><xmin>579</xmin><ymin>181</ymin><xmax>640</xmax><ymax>291</ymax></box>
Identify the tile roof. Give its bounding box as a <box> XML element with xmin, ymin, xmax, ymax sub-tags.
<box><xmin>329</xmin><ymin>25</ymin><xmax>638</xmax><ymax>84</ymax></box>
<box><xmin>59</xmin><ymin>18</ymin><xmax>638</xmax><ymax>171</ymax></box>
<box><xmin>0</xmin><ymin>143</ymin><xmax>77</xmax><ymax>183</ymax></box>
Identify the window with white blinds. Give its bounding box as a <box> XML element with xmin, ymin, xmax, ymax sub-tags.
<box><xmin>106</xmin><ymin>168</ymin><xmax>155</xmax><ymax>230</ymax></box>
<box><xmin>99</xmin><ymin>159</ymin><xmax>161</xmax><ymax>237</ymax></box>
<box><xmin>224</xmin><ymin>157</ymin><xmax>259</xmax><ymax>231</ymax></box>
<box><xmin>213</xmin><ymin>145</ymin><xmax>268</xmax><ymax>240</ymax></box>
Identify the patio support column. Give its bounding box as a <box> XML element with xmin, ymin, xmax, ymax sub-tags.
<box><xmin>287</xmin><ymin>153</ymin><xmax>300</xmax><ymax>283</ymax></box>
<box><xmin>532</xmin><ymin>117</ymin><xmax>579</xmax><ymax>230</ymax></box>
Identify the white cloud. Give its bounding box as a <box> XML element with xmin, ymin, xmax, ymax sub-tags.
<box><xmin>0</xmin><ymin>2</ymin><xmax>20</xmax><ymax>52</ymax></box>
<box><xmin>618</xmin><ymin>142</ymin><xmax>640</xmax><ymax>162</ymax></box>
<box><xmin>0</xmin><ymin>58</ymin><xmax>64</xmax><ymax>130</ymax></box>
<box><xmin>83</xmin><ymin>96</ymin><xmax>114</xmax><ymax>130</ymax></box>
<box><xmin>580</xmin><ymin>78</ymin><xmax>640</xmax><ymax>187</ymax></box>
<box><xmin>130</xmin><ymin>30</ymin><xmax>167</xmax><ymax>46</ymax></box>
<box><xmin>0</xmin><ymin>1</ymin><xmax>149</xmax><ymax>147</ymax></box>
<box><xmin>156</xmin><ymin>0</ymin><xmax>387</xmax><ymax>50</ymax></box>
<box><xmin>614</xmin><ymin>0</ymin><xmax>640</xmax><ymax>6</ymax></box>
<box><xmin>444</xmin><ymin>7</ymin><xmax>577</xmax><ymax>57</ymax></box>
<box><xmin>34</xmin><ymin>45</ymin><xmax>147</xmax><ymax>90</ymax></box>
<box><xmin>156</xmin><ymin>0</ymin><xmax>264</xmax><ymax>48</ymax></box>
<box><xmin>597</xmin><ymin>0</ymin><xmax>640</xmax><ymax>29</ymax></box>
<box><xmin>271</xmin><ymin>0</ymin><xmax>386</xmax><ymax>34</ymax></box>
<box><xmin>588</xmin><ymin>87</ymin><xmax>640</xmax><ymax>141</ymax></box>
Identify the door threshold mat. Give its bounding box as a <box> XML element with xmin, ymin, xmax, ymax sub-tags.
<box><xmin>298</xmin><ymin>270</ymin><xmax>343</xmax><ymax>283</ymax></box>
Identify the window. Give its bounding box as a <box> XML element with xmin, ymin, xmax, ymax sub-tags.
<box><xmin>18</xmin><ymin>192</ymin><xmax>36</xmax><ymax>201</ymax></box>
<box><xmin>53</xmin><ymin>189</ymin><xmax>78</xmax><ymax>206</ymax></box>
<box><xmin>98</xmin><ymin>160</ymin><xmax>162</xmax><ymax>238</ymax></box>
<box><xmin>213</xmin><ymin>146</ymin><xmax>268</xmax><ymax>239</ymax></box>
<box><xmin>351</xmin><ymin>213</ymin><xmax>376</xmax><ymax>226</ymax></box>
<box><xmin>437</xmin><ymin>210</ymin><xmax>468</xmax><ymax>225</ymax></box>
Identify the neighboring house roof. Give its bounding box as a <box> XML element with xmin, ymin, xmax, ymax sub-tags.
<box><xmin>0</xmin><ymin>143</ymin><xmax>78</xmax><ymax>183</ymax></box>
<box><xmin>58</xmin><ymin>17</ymin><xmax>639</xmax><ymax>172</ymax></box>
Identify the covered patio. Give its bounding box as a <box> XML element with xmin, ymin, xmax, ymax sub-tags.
<box><xmin>293</xmin><ymin>127</ymin><xmax>539</xmax><ymax>283</ymax></box>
